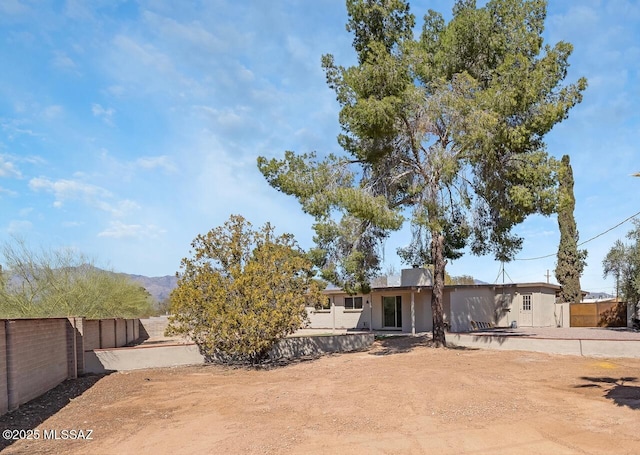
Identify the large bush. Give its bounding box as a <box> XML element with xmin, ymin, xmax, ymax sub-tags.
<box><xmin>167</xmin><ymin>215</ymin><xmax>323</xmax><ymax>364</ymax></box>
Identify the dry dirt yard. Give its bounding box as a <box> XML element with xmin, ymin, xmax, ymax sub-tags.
<box><xmin>2</xmin><ymin>336</ymin><xmax>640</xmax><ymax>455</ymax></box>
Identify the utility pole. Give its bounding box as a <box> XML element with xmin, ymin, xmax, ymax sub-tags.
<box><xmin>544</xmin><ymin>269</ymin><xmax>551</xmax><ymax>283</ymax></box>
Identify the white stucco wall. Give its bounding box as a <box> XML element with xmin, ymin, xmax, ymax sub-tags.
<box><xmin>555</xmin><ymin>302</ymin><xmax>570</xmax><ymax>328</ymax></box>
<box><xmin>414</xmin><ymin>291</ymin><xmax>432</xmax><ymax>332</ymax></box>
<box><xmin>306</xmin><ymin>294</ymin><xmax>371</xmax><ymax>330</ymax></box>
<box><xmin>494</xmin><ymin>288</ymin><xmax>516</xmax><ymax>327</ymax></box>
<box><xmin>312</xmin><ymin>284</ymin><xmax>559</xmax><ymax>333</ymax></box>
<box><xmin>532</xmin><ymin>287</ymin><xmax>558</xmax><ymax>327</ymax></box>
<box><xmin>509</xmin><ymin>286</ymin><xmax>557</xmax><ymax>327</ymax></box>
<box><xmin>449</xmin><ymin>287</ymin><xmax>496</xmax><ymax>332</ymax></box>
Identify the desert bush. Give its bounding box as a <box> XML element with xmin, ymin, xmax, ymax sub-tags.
<box><xmin>167</xmin><ymin>215</ymin><xmax>323</xmax><ymax>364</ymax></box>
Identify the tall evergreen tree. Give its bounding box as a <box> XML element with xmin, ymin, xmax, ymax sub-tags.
<box><xmin>555</xmin><ymin>155</ymin><xmax>587</xmax><ymax>303</ymax></box>
<box><xmin>258</xmin><ymin>0</ymin><xmax>586</xmax><ymax>346</ymax></box>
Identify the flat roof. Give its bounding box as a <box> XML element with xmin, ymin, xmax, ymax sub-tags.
<box><xmin>323</xmin><ymin>281</ymin><xmax>562</xmax><ymax>294</ymax></box>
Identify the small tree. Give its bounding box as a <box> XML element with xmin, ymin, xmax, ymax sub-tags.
<box><xmin>555</xmin><ymin>155</ymin><xmax>587</xmax><ymax>303</ymax></box>
<box><xmin>167</xmin><ymin>215</ymin><xmax>323</xmax><ymax>365</ymax></box>
<box><xmin>603</xmin><ymin>220</ymin><xmax>640</xmax><ymax>315</ymax></box>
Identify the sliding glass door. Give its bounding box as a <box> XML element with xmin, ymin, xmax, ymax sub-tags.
<box><xmin>383</xmin><ymin>296</ymin><xmax>402</xmax><ymax>328</ymax></box>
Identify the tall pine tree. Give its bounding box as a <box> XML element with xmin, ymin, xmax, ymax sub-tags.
<box><xmin>555</xmin><ymin>155</ymin><xmax>587</xmax><ymax>303</ymax></box>
<box><xmin>259</xmin><ymin>0</ymin><xmax>586</xmax><ymax>346</ymax></box>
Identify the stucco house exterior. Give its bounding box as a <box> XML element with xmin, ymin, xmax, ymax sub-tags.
<box><xmin>308</xmin><ymin>268</ymin><xmax>566</xmax><ymax>333</ymax></box>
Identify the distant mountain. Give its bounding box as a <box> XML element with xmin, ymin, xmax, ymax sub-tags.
<box><xmin>2</xmin><ymin>264</ymin><xmax>179</xmax><ymax>312</ymax></box>
<box><xmin>122</xmin><ymin>273</ymin><xmax>178</xmax><ymax>303</ymax></box>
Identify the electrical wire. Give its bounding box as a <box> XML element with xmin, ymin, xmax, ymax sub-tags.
<box><xmin>514</xmin><ymin>209</ymin><xmax>640</xmax><ymax>261</ymax></box>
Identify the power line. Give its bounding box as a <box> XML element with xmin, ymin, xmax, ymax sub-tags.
<box><xmin>514</xmin><ymin>209</ymin><xmax>640</xmax><ymax>261</ymax></box>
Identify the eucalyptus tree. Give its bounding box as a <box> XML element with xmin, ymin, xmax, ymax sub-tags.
<box><xmin>258</xmin><ymin>0</ymin><xmax>586</xmax><ymax>346</ymax></box>
<box><xmin>555</xmin><ymin>155</ymin><xmax>587</xmax><ymax>303</ymax></box>
<box><xmin>603</xmin><ymin>220</ymin><xmax>640</xmax><ymax>315</ymax></box>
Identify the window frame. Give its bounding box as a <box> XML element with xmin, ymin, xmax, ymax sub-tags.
<box><xmin>344</xmin><ymin>296</ymin><xmax>363</xmax><ymax>310</ymax></box>
<box><xmin>318</xmin><ymin>297</ymin><xmax>331</xmax><ymax>311</ymax></box>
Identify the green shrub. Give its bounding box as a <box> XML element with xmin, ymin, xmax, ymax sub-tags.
<box><xmin>167</xmin><ymin>215</ymin><xmax>323</xmax><ymax>364</ymax></box>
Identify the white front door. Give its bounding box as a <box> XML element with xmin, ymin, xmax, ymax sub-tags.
<box><xmin>520</xmin><ymin>294</ymin><xmax>533</xmax><ymax>326</ymax></box>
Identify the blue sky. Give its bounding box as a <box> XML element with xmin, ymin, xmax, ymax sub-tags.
<box><xmin>0</xmin><ymin>0</ymin><xmax>638</xmax><ymax>295</ymax></box>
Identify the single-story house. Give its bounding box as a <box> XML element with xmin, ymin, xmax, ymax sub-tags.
<box><xmin>308</xmin><ymin>268</ymin><xmax>566</xmax><ymax>333</ymax></box>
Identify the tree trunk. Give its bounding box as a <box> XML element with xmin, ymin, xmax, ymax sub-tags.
<box><xmin>431</xmin><ymin>231</ymin><xmax>447</xmax><ymax>347</ymax></box>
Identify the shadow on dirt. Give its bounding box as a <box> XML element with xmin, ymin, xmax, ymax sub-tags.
<box><xmin>0</xmin><ymin>374</ymin><xmax>108</xmax><ymax>451</ymax></box>
<box><xmin>369</xmin><ymin>335</ymin><xmax>432</xmax><ymax>355</ymax></box>
<box><xmin>369</xmin><ymin>334</ymin><xmax>476</xmax><ymax>355</ymax></box>
<box><xmin>575</xmin><ymin>376</ymin><xmax>640</xmax><ymax>410</ymax></box>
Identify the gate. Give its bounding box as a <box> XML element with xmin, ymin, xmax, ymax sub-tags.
<box><xmin>570</xmin><ymin>302</ymin><xmax>626</xmax><ymax>327</ymax></box>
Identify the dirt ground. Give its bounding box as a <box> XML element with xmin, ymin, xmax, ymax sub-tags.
<box><xmin>2</xmin><ymin>336</ymin><xmax>640</xmax><ymax>455</ymax></box>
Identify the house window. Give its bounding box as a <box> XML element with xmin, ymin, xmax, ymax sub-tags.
<box><xmin>315</xmin><ymin>297</ymin><xmax>331</xmax><ymax>310</ymax></box>
<box><xmin>522</xmin><ymin>294</ymin><xmax>532</xmax><ymax>311</ymax></box>
<box><xmin>344</xmin><ymin>296</ymin><xmax>363</xmax><ymax>310</ymax></box>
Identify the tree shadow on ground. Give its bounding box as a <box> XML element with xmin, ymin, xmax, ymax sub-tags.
<box><xmin>368</xmin><ymin>335</ymin><xmax>476</xmax><ymax>355</ymax></box>
<box><xmin>575</xmin><ymin>376</ymin><xmax>640</xmax><ymax>410</ymax></box>
<box><xmin>0</xmin><ymin>374</ymin><xmax>108</xmax><ymax>451</ymax></box>
<box><xmin>369</xmin><ymin>335</ymin><xmax>432</xmax><ymax>355</ymax></box>
<box><xmin>467</xmin><ymin>328</ymin><xmax>535</xmax><ymax>346</ymax></box>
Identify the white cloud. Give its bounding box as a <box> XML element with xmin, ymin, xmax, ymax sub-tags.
<box><xmin>52</xmin><ymin>51</ymin><xmax>77</xmax><ymax>71</ymax></box>
<box><xmin>0</xmin><ymin>0</ymin><xmax>29</xmax><ymax>15</ymax></box>
<box><xmin>28</xmin><ymin>177</ymin><xmax>136</xmax><ymax>216</ymax></box>
<box><xmin>142</xmin><ymin>10</ymin><xmax>227</xmax><ymax>53</ymax></box>
<box><xmin>64</xmin><ymin>0</ymin><xmax>94</xmax><ymax>21</ymax></box>
<box><xmin>98</xmin><ymin>220</ymin><xmax>165</xmax><ymax>239</ymax></box>
<box><xmin>7</xmin><ymin>220</ymin><xmax>32</xmax><ymax>234</ymax></box>
<box><xmin>41</xmin><ymin>105</ymin><xmax>64</xmax><ymax>120</ymax></box>
<box><xmin>106</xmin><ymin>85</ymin><xmax>125</xmax><ymax>97</ymax></box>
<box><xmin>95</xmin><ymin>199</ymin><xmax>140</xmax><ymax>217</ymax></box>
<box><xmin>0</xmin><ymin>187</ymin><xmax>18</xmax><ymax>197</ymax></box>
<box><xmin>0</xmin><ymin>155</ymin><xmax>22</xmax><ymax>178</ymax></box>
<box><xmin>135</xmin><ymin>155</ymin><xmax>177</xmax><ymax>173</ymax></box>
<box><xmin>112</xmin><ymin>34</ymin><xmax>174</xmax><ymax>74</ymax></box>
<box><xmin>91</xmin><ymin>103</ymin><xmax>115</xmax><ymax>125</ymax></box>
<box><xmin>29</xmin><ymin>176</ymin><xmax>110</xmax><ymax>199</ymax></box>
<box><xmin>97</xmin><ymin>150</ymin><xmax>178</xmax><ymax>181</ymax></box>
<box><xmin>194</xmin><ymin>105</ymin><xmax>249</xmax><ymax>131</ymax></box>
<box><xmin>0</xmin><ymin>119</ymin><xmax>40</xmax><ymax>140</ymax></box>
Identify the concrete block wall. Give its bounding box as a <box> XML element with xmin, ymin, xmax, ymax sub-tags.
<box><xmin>64</xmin><ymin>317</ymin><xmax>88</xmax><ymax>377</ymax></box>
<box><xmin>134</xmin><ymin>319</ymin><xmax>139</xmax><ymax>340</ymax></box>
<box><xmin>85</xmin><ymin>333</ymin><xmax>376</xmax><ymax>374</ymax></box>
<box><xmin>0</xmin><ymin>323</ymin><xmax>7</xmax><ymax>415</ymax></box>
<box><xmin>100</xmin><ymin>319</ymin><xmax>116</xmax><ymax>348</ymax></box>
<box><xmin>5</xmin><ymin>319</ymin><xmax>69</xmax><ymax>411</ymax></box>
<box><xmin>115</xmin><ymin>319</ymin><xmax>127</xmax><ymax>346</ymax></box>
<box><xmin>126</xmin><ymin>319</ymin><xmax>134</xmax><ymax>344</ymax></box>
<box><xmin>139</xmin><ymin>316</ymin><xmax>170</xmax><ymax>338</ymax></box>
<box><xmin>0</xmin><ymin>317</ymin><xmax>143</xmax><ymax>416</ymax></box>
<box><xmin>83</xmin><ymin>320</ymin><xmax>101</xmax><ymax>351</ymax></box>
<box><xmin>82</xmin><ymin>319</ymin><xmax>140</xmax><ymax>350</ymax></box>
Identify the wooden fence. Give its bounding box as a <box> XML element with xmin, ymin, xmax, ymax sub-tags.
<box><xmin>570</xmin><ymin>302</ymin><xmax>626</xmax><ymax>327</ymax></box>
